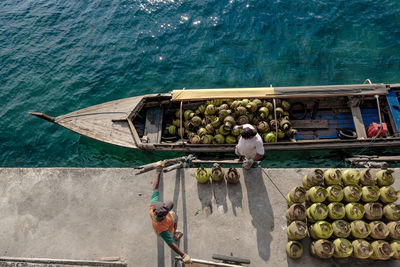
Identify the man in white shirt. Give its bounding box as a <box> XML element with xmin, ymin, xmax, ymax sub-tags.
<box><xmin>235</xmin><ymin>124</ymin><xmax>264</xmax><ymax>169</ymax></box>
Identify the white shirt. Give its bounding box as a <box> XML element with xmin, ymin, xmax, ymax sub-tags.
<box><xmin>235</xmin><ymin>124</ymin><xmax>264</xmax><ymax>160</ymax></box>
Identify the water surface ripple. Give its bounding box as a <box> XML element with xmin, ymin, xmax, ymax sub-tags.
<box><xmin>1</xmin><ymin>0</ymin><xmax>400</xmax><ymax>167</ymax></box>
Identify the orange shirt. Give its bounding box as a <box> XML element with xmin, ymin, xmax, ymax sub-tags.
<box><xmin>149</xmin><ymin>190</ymin><xmax>174</xmax><ymax>244</ymax></box>
<box><xmin>149</xmin><ymin>204</ymin><xmax>174</xmax><ymax>235</ymax></box>
<box><xmin>149</xmin><ymin>205</ymin><xmax>174</xmax><ymax>235</ymax></box>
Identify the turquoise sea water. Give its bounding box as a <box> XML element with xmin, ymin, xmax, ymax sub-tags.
<box><xmin>2</xmin><ymin>0</ymin><xmax>400</xmax><ymax>167</ymax></box>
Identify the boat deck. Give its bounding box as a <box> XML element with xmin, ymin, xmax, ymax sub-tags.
<box><xmin>0</xmin><ymin>168</ymin><xmax>399</xmax><ymax>266</ymax></box>
<box><xmin>29</xmin><ymin>84</ymin><xmax>400</xmax><ymax>151</ymax></box>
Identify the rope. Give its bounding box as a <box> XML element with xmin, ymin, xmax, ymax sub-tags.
<box><xmin>261</xmin><ymin>168</ymin><xmax>286</xmax><ymax>200</ymax></box>
<box><xmin>363</xmin><ymin>79</ymin><xmax>373</xmax><ymax>84</ymax></box>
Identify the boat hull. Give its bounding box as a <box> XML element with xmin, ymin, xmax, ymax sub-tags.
<box><xmin>29</xmin><ymin>83</ymin><xmax>400</xmax><ymax>152</ymax></box>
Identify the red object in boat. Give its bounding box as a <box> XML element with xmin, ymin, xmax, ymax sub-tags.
<box><xmin>367</xmin><ymin>123</ymin><xmax>388</xmax><ymax>137</ymax></box>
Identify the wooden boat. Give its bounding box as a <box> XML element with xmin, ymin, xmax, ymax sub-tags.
<box><xmin>30</xmin><ymin>81</ymin><xmax>400</xmax><ymax>152</ymax></box>
<box><xmin>346</xmin><ymin>155</ymin><xmax>400</xmax><ymax>168</ymax></box>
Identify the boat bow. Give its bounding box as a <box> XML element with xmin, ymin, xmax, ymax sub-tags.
<box><xmin>29</xmin><ymin>95</ymin><xmax>145</xmax><ymax>149</ymax></box>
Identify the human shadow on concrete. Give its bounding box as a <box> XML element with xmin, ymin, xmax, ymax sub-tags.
<box><xmin>211</xmin><ymin>179</ymin><xmax>228</xmax><ymax>213</ymax></box>
<box><xmin>179</xmin><ymin>169</ymin><xmax>188</xmax><ymax>253</ymax></box>
<box><xmin>227</xmin><ymin>179</ymin><xmax>243</xmax><ymax>216</ymax></box>
<box><xmin>156</xmin><ymin>170</ymin><xmax>189</xmax><ymax>267</ymax></box>
<box><xmin>197</xmin><ymin>180</ymin><xmax>213</xmax><ymax>216</ymax></box>
<box><xmin>243</xmin><ymin>168</ymin><xmax>273</xmax><ymax>261</ymax></box>
<box><xmin>166</xmin><ymin>169</ymin><xmax>189</xmax><ymax>267</ymax></box>
<box><xmin>157</xmin><ymin>172</ymin><xmax>165</xmax><ymax>267</ymax></box>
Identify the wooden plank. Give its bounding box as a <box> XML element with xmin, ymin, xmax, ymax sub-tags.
<box><xmin>127</xmin><ymin>118</ymin><xmax>141</xmax><ymax>147</ymax></box>
<box><xmin>347</xmin><ymin>155</ymin><xmax>400</xmax><ymax>162</ymax></box>
<box><xmin>152</xmin><ymin>138</ymin><xmax>400</xmax><ymax>152</ymax></box>
<box><xmin>184</xmin><ymin>258</ymin><xmax>245</xmax><ymax>267</ymax></box>
<box><xmin>291</xmin><ymin>120</ymin><xmax>328</xmax><ymax>129</ymax></box>
<box><xmin>144</xmin><ymin>100</ymin><xmax>170</xmax><ymax>108</ymax></box>
<box><xmin>387</xmin><ymin>89</ymin><xmax>400</xmax><ymax>137</ymax></box>
<box><xmin>134</xmin><ymin>155</ymin><xmax>194</xmax><ymax>174</ymax></box>
<box><xmin>144</xmin><ymin>108</ymin><xmax>162</xmax><ymax>143</ymax></box>
<box><xmin>350</xmin><ymin>106</ymin><xmax>367</xmax><ymax>139</ymax></box>
<box><xmin>276</xmin><ymin>84</ymin><xmax>387</xmax><ymax>95</ymax></box>
<box><xmin>172</xmin><ymin>84</ymin><xmax>388</xmax><ymax>101</ymax></box>
<box><xmin>193</xmin><ymin>159</ymin><xmax>242</xmax><ymax>164</ymax></box>
<box><xmin>157</xmin><ymin>107</ymin><xmax>164</xmax><ymax>143</ymax></box>
<box><xmin>0</xmin><ymin>257</ymin><xmax>126</xmax><ymax>267</ymax></box>
<box><xmin>348</xmin><ymin>98</ymin><xmax>367</xmax><ymax>139</ymax></box>
<box><xmin>172</xmin><ymin>87</ymin><xmax>275</xmax><ymax>101</ymax></box>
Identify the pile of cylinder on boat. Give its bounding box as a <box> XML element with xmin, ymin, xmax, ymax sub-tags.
<box><xmin>164</xmin><ymin>98</ymin><xmax>297</xmax><ymax>144</ymax></box>
<box><xmin>285</xmin><ymin>168</ymin><xmax>400</xmax><ymax>260</ymax></box>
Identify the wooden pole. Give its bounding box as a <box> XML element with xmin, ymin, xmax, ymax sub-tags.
<box><xmin>179</xmin><ymin>87</ymin><xmax>186</xmax><ymax>145</ymax></box>
<box><xmin>273</xmin><ymin>98</ymin><xmax>278</xmax><ymax>142</ymax></box>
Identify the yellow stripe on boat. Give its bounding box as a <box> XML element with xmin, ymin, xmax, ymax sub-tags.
<box><xmin>172</xmin><ymin>87</ymin><xmax>275</xmax><ymax>101</ymax></box>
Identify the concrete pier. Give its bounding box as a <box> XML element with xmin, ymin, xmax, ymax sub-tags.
<box><xmin>0</xmin><ymin>168</ymin><xmax>399</xmax><ymax>266</ymax></box>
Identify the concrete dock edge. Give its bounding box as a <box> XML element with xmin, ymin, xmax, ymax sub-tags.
<box><xmin>0</xmin><ymin>168</ymin><xmax>399</xmax><ymax>267</ymax></box>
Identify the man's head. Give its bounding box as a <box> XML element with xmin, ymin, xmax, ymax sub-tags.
<box><xmin>241</xmin><ymin>127</ymin><xmax>257</xmax><ymax>139</ymax></box>
<box><xmin>153</xmin><ymin>200</ymin><xmax>173</xmax><ymax>219</ymax></box>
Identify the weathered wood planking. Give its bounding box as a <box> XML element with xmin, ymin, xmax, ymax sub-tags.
<box><xmin>291</xmin><ymin>120</ymin><xmax>328</xmax><ymax>129</ymax></box>
<box><xmin>157</xmin><ymin>108</ymin><xmax>164</xmax><ymax>144</ymax></box>
<box><xmin>347</xmin><ymin>155</ymin><xmax>400</xmax><ymax>162</ymax></box>
<box><xmin>172</xmin><ymin>84</ymin><xmax>388</xmax><ymax>101</ymax></box>
<box><xmin>144</xmin><ymin>107</ymin><xmax>162</xmax><ymax>143</ymax></box>
<box><xmin>0</xmin><ymin>257</ymin><xmax>126</xmax><ymax>267</ymax></box>
<box><xmin>56</xmin><ymin>96</ymin><xmax>143</xmax><ymax>120</ymax></box>
<box><xmin>58</xmin><ymin>117</ymin><xmax>134</xmax><ymax>148</ymax></box>
<box><xmin>152</xmin><ymin>138</ymin><xmax>400</xmax><ymax>151</ymax></box>
<box><xmin>347</xmin><ymin>97</ymin><xmax>367</xmax><ymax>139</ymax></box>
<box><xmin>55</xmin><ymin>96</ymin><xmax>144</xmax><ymax>149</ymax></box>
<box><xmin>350</xmin><ymin>106</ymin><xmax>367</xmax><ymax>139</ymax></box>
<box><xmin>296</xmin><ymin>108</ymin><xmax>382</xmax><ymax>140</ymax></box>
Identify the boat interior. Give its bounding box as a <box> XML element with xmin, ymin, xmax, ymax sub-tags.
<box><xmin>131</xmin><ymin>86</ymin><xmax>400</xmax><ymax>147</ymax></box>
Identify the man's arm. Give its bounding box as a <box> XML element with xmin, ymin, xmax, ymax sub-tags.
<box><xmin>153</xmin><ymin>169</ymin><xmax>162</xmax><ymax>191</ymax></box>
<box><xmin>254</xmin><ymin>138</ymin><xmax>265</xmax><ymax>161</ymax></box>
<box><xmin>253</xmin><ymin>153</ymin><xmax>264</xmax><ymax>161</ymax></box>
<box><xmin>169</xmin><ymin>243</ymin><xmax>191</xmax><ymax>263</ymax></box>
<box><xmin>159</xmin><ymin>231</ymin><xmax>190</xmax><ymax>261</ymax></box>
<box><xmin>168</xmin><ymin>242</ymin><xmax>185</xmax><ymax>257</ymax></box>
<box><xmin>152</xmin><ymin>161</ymin><xmax>165</xmax><ymax>191</ymax></box>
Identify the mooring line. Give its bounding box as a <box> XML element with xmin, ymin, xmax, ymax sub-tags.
<box><xmin>261</xmin><ymin>168</ymin><xmax>286</xmax><ymax>200</ymax></box>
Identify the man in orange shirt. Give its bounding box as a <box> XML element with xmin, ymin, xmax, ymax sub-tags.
<box><xmin>149</xmin><ymin>163</ymin><xmax>191</xmax><ymax>264</ymax></box>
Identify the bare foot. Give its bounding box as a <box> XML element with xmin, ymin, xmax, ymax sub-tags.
<box><xmin>174</xmin><ymin>231</ymin><xmax>183</xmax><ymax>241</ymax></box>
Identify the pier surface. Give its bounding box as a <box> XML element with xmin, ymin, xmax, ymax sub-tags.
<box><xmin>0</xmin><ymin>168</ymin><xmax>399</xmax><ymax>266</ymax></box>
